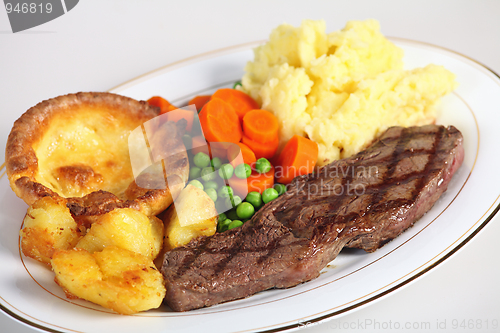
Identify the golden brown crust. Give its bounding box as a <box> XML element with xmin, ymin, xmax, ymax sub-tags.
<box><xmin>6</xmin><ymin>92</ymin><xmax>159</xmax><ymax>185</ymax></box>
<box><xmin>125</xmin><ymin>120</ymin><xmax>190</xmax><ymax>216</ymax></box>
<box><xmin>6</xmin><ymin>92</ymin><xmax>188</xmax><ymax>220</ymax></box>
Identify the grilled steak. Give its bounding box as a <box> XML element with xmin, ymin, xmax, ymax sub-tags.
<box><xmin>161</xmin><ymin>125</ymin><xmax>464</xmax><ymax>311</ymax></box>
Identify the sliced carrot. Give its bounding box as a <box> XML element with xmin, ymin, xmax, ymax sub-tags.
<box><xmin>269</xmin><ymin>153</ymin><xmax>282</xmax><ymax>169</ymax></box>
<box><xmin>248</xmin><ymin>166</ymin><xmax>275</xmax><ymax>194</ymax></box>
<box><xmin>241</xmin><ymin>133</ymin><xmax>279</xmax><ymax>160</ymax></box>
<box><xmin>189</xmin><ymin>136</ymin><xmax>232</xmax><ymax>159</ymax></box>
<box><xmin>275</xmin><ymin>135</ymin><xmax>318</xmax><ymax>184</ymax></box>
<box><xmin>188</xmin><ymin>95</ymin><xmax>211</xmax><ymax>110</ymax></box>
<box><xmin>208</xmin><ymin>142</ymin><xmax>233</xmax><ymax>159</ymax></box>
<box><xmin>228</xmin><ymin>176</ymin><xmax>249</xmax><ymax>198</ymax></box>
<box><xmin>191</xmin><ymin>135</ymin><xmax>210</xmax><ymax>156</ymax></box>
<box><xmin>147</xmin><ymin>96</ymin><xmax>177</xmax><ymax>114</ymax></box>
<box><xmin>199</xmin><ymin>98</ymin><xmax>242</xmax><ymax>143</ymax></box>
<box><xmin>164</xmin><ymin>109</ymin><xmax>194</xmax><ymax>132</ymax></box>
<box><xmin>242</xmin><ymin>109</ymin><xmax>279</xmax><ymax>143</ymax></box>
<box><xmin>147</xmin><ymin>96</ymin><xmax>170</xmax><ymax>111</ymax></box>
<box><xmin>229</xmin><ymin>166</ymin><xmax>275</xmax><ymax>196</ymax></box>
<box><xmin>211</xmin><ymin>88</ymin><xmax>260</xmax><ymax>122</ymax></box>
<box><xmin>227</xmin><ymin>142</ymin><xmax>257</xmax><ymax>167</ymax></box>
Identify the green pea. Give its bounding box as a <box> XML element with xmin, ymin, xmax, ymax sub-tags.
<box><xmin>189</xmin><ymin>167</ymin><xmax>201</xmax><ymax>179</ymax></box>
<box><xmin>216</xmin><ymin>200</ymin><xmax>229</xmax><ymax>214</ymax></box>
<box><xmin>255</xmin><ymin>158</ymin><xmax>272</xmax><ymax>174</ymax></box>
<box><xmin>205</xmin><ymin>188</ymin><xmax>218</xmax><ymax>202</ymax></box>
<box><xmin>274</xmin><ymin>183</ymin><xmax>287</xmax><ymax>196</ymax></box>
<box><xmin>189</xmin><ymin>180</ymin><xmax>204</xmax><ymax>190</ymax></box>
<box><xmin>211</xmin><ymin>157</ymin><xmax>222</xmax><ymax>170</ymax></box>
<box><xmin>235</xmin><ymin>163</ymin><xmax>251</xmax><ymax>179</ymax></box>
<box><xmin>218</xmin><ymin>213</ymin><xmax>227</xmax><ymax>223</ymax></box>
<box><xmin>182</xmin><ymin>134</ymin><xmax>192</xmax><ymax>150</ymax></box>
<box><xmin>223</xmin><ymin>197</ymin><xmax>234</xmax><ymax>209</ymax></box>
<box><xmin>233</xmin><ymin>195</ymin><xmax>242</xmax><ymax>207</ymax></box>
<box><xmin>245</xmin><ymin>191</ymin><xmax>262</xmax><ymax>209</ymax></box>
<box><xmin>193</xmin><ymin>152</ymin><xmax>211</xmax><ymax>168</ymax></box>
<box><xmin>226</xmin><ymin>209</ymin><xmax>239</xmax><ymax>220</ymax></box>
<box><xmin>218</xmin><ymin>163</ymin><xmax>234</xmax><ymax>180</ymax></box>
<box><xmin>262</xmin><ymin>188</ymin><xmax>279</xmax><ymax>204</ymax></box>
<box><xmin>201</xmin><ymin>167</ymin><xmax>217</xmax><ymax>182</ymax></box>
<box><xmin>218</xmin><ymin>185</ymin><xmax>234</xmax><ymax>198</ymax></box>
<box><xmin>228</xmin><ymin>220</ymin><xmax>244</xmax><ymax>230</ymax></box>
<box><xmin>225</xmin><ymin>195</ymin><xmax>242</xmax><ymax>208</ymax></box>
<box><xmin>218</xmin><ymin>218</ymin><xmax>232</xmax><ymax>232</ymax></box>
<box><xmin>233</xmin><ymin>81</ymin><xmax>242</xmax><ymax>89</ymax></box>
<box><xmin>236</xmin><ymin>202</ymin><xmax>255</xmax><ymax>220</ymax></box>
<box><xmin>204</xmin><ymin>180</ymin><xmax>219</xmax><ymax>190</ymax></box>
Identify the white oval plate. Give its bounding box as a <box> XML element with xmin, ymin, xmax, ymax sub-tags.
<box><xmin>1</xmin><ymin>39</ymin><xmax>500</xmax><ymax>333</ymax></box>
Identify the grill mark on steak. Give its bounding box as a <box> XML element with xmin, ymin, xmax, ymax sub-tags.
<box><xmin>161</xmin><ymin>125</ymin><xmax>464</xmax><ymax>311</ymax></box>
<box><xmin>369</xmin><ymin>126</ymin><xmax>408</xmax><ymax>206</ymax></box>
<box><xmin>213</xmin><ymin>235</ymin><xmax>246</xmax><ymax>275</ymax></box>
<box><xmin>411</xmin><ymin>127</ymin><xmax>444</xmax><ymax>198</ymax></box>
<box><xmin>173</xmin><ymin>236</ymin><xmax>213</xmax><ymax>278</ymax></box>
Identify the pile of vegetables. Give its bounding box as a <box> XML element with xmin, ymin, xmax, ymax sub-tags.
<box><xmin>147</xmin><ymin>84</ymin><xmax>319</xmax><ymax>232</ymax></box>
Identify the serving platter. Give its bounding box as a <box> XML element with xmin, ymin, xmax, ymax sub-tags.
<box><xmin>1</xmin><ymin>38</ymin><xmax>500</xmax><ymax>333</ymax></box>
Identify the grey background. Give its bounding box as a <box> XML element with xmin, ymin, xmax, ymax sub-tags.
<box><xmin>0</xmin><ymin>1</ymin><xmax>499</xmax><ymax>332</ymax></box>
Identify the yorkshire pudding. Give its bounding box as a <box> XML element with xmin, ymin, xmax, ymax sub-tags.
<box><xmin>6</xmin><ymin>92</ymin><xmax>189</xmax><ymax>221</ymax></box>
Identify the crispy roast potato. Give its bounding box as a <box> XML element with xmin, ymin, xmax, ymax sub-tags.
<box><xmin>51</xmin><ymin>246</ymin><xmax>165</xmax><ymax>315</ymax></box>
<box><xmin>162</xmin><ymin>184</ymin><xmax>218</xmax><ymax>250</ymax></box>
<box><xmin>20</xmin><ymin>196</ymin><xmax>82</xmax><ymax>265</ymax></box>
<box><xmin>75</xmin><ymin>208</ymin><xmax>163</xmax><ymax>260</ymax></box>
<box><xmin>5</xmin><ymin>92</ymin><xmax>189</xmax><ymax>223</ymax></box>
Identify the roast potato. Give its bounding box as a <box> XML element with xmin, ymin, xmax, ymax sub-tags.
<box><xmin>20</xmin><ymin>196</ymin><xmax>81</xmax><ymax>265</ymax></box>
<box><xmin>75</xmin><ymin>208</ymin><xmax>163</xmax><ymax>260</ymax></box>
<box><xmin>162</xmin><ymin>184</ymin><xmax>218</xmax><ymax>250</ymax></box>
<box><xmin>51</xmin><ymin>246</ymin><xmax>165</xmax><ymax>315</ymax></box>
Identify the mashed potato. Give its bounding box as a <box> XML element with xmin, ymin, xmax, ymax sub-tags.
<box><xmin>241</xmin><ymin>19</ymin><xmax>457</xmax><ymax>165</ymax></box>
